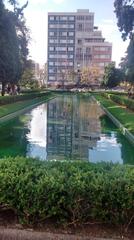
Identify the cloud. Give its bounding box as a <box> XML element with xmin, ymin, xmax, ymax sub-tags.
<box><xmin>31</xmin><ymin>0</ymin><xmax>47</xmax><ymax>5</ymax></box>
<box><xmin>24</xmin><ymin>8</ymin><xmax>48</xmax><ymax>64</ymax></box>
<box><xmin>52</xmin><ymin>0</ymin><xmax>65</xmax><ymax>4</ymax></box>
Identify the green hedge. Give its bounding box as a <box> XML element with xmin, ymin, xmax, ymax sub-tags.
<box><xmin>0</xmin><ymin>91</ymin><xmax>50</xmax><ymax>106</ymax></box>
<box><xmin>101</xmin><ymin>93</ymin><xmax>134</xmax><ymax>111</ymax></box>
<box><xmin>0</xmin><ymin>157</ymin><xmax>134</xmax><ymax>225</ymax></box>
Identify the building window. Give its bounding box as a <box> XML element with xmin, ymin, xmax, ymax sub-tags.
<box><xmin>68</xmin><ymin>62</ymin><xmax>73</xmax><ymax>66</ymax></box>
<box><xmin>49</xmin><ymin>16</ymin><xmax>54</xmax><ymax>21</ymax></box>
<box><xmin>60</xmin><ymin>16</ymin><xmax>68</xmax><ymax>21</ymax></box>
<box><xmin>69</xmin><ymin>24</ymin><xmax>74</xmax><ymax>28</ymax></box>
<box><xmin>49</xmin><ymin>69</ymin><xmax>54</xmax><ymax>73</ymax></box>
<box><xmin>69</xmin><ymin>16</ymin><xmax>74</xmax><ymax>20</ymax></box>
<box><xmin>67</xmin><ymin>39</ymin><xmax>74</xmax><ymax>43</ymax></box>
<box><xmin>49</xmin><ymin>54</ymin><xmax>55</xmax><ymax>58</ymax></box>
<box><xmin>49</xmin><ymin>46</ymin><xmax>55</xmax><ymax>51</ymax></box>
<box><xmin>68</xmin><ymin>54</ymin><xmax>73</xmax><ymax>59</ymax></box>
<box><xmin>94</xmin><ymin>46</ymin><xmax>109</xmax><ymax>51</ymax></box>
<box><xmin>94</xmin><ymin>54</ymin><xmax>111</xmax><ymax>59</ymax></box>
<box><xmin>56</xmin><ymin>47</ymin><xmax>67</xmax><ymax>51</ymax></box>
<box><xmin>49</xmin><ymin>76</ymin><xmax>55</xmax><ymax>80</ymax></box>
<box><xmin>86</xmin><ymin>47</ymin><xmax>91</xmax><ymax>53</ymax></box>
<box><xmin>78</xmin><ymin>39</ymin><xmax>82</xmax><ymax>44</ymax></box>
<box><xmin>49</xmin><ymin>24</ymin><xmax>55</xmax><ymax>28</ymax></box>
<box><xmin>49</xmin><ymin>62</ymin><xmax>54</xmax><ymax>66</ymax></box>
<box><xmin>68</xmin><ymin>47</ymin><xmax>74</xmax><ymax>51</ymax></box>
<box><xmin>60</xmin><ymin>39</ymin><xmax>67</xmax><ymax>43</ymax></box>
<box><xmin>49</xmin><ymin>39</ymin><xmax>58</xmax><ymax>43</ymax></box>
<box><xmin>60</xmin><ymin>24</ymin><xmax>67</xmax><ymax>28</ymax></box>
<box><xmin>68</xmin><ymin>32</ymin><xmax>74</xmax><ymax>36</ymax></box>
<box><xmin>62</xmin><ymin>32</ymin><xmax>67</xmax><ymax>36</ymax></box>
<box><xmin>49</xmin><ymin>32</ymin><xmax>54</xmax><ymax>36</ymax></box>
<box><xmin>77</xmin><ymin>16</ymin><xmax>84</xmax><ymax>20</ymax></box>
<box><xmin>77</xmin><ymin>23</ymin><xmax>83</xmax><ymax>31</ymax></box>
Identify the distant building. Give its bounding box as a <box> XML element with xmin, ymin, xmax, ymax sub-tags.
<box><xmin>31</xmin><ymin>61</ymin><xmax>40</xmax><ymax>80</ymax></box>
<box><xmin>47</xmin><ymin>9</ymin><xmax>112</xmax><ymax>87</ymax></box>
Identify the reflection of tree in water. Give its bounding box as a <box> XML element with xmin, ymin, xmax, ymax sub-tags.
<box><xmin>100</xmin><ymin>115</ymin><xmax>134</xmax><ymax>165</ymax></box>
<box><xmin>0</xmin><ymin>116</ymin><xmax>30</xmax><ymax>158</ymax></box>
<box><xmin>100</xmin><ymin>115</ymin><xmax>118</xmax><ymax>133</ymax></box>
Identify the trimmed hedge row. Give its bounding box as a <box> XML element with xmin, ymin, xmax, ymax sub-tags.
<box><xmin>101</xmin><ymin>93</ymin><xmax>134</xmax><ymax>111</ymax></box>
<box><xmin>0</xmin><ymin>91</ymin><xmax>50</xmax><ymax>106</ymax></box>
<box><xmin>0</xmin><ymin>157</ymin><xmax>134</xmax><ymax>225</ymax></box>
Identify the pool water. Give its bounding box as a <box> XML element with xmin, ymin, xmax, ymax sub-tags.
<box><xmin>0</xmin><ymin>95</ymin><xmax>133</xmax><ymax>164</ymax></box>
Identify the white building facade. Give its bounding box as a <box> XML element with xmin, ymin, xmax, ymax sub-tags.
<box><xmin>48</xmin><ymin>9</ymin><xmax>112</xmax><ymax>87</ymax></box>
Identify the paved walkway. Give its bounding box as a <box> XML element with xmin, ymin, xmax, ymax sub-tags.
<box><xmin>0</xmin><ymin>228</ymin><xmax>129</xmax><ymax>240</ymax></box>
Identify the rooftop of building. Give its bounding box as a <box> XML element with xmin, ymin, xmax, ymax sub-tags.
<box><xmin>48</xmin><ymin>9</ymin><xmax>94</xmax><ymax>15</ymax></box>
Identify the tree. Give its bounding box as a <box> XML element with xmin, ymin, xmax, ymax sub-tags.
<box><xmin>114</xmin><ymin>0</ymin><xmax>134</xmax><ymax>96</ymax></box>
<box><xmin>119</xmin><ymin>36</ymin><xmax>134</xmax><ymax>91</ymax></box>
<box><xmin>102</xmin><ymin>63</ymin><xmax>124</xmax><ymax>88</ymax></box>
<box><xmin>0</xmin><ymin>0</ymin><xmax>29</xmax><ymax>95</ymax></box>
<box><xmin>114</xmin><ymin>0</ymin><xmax>134</xmax><ymax>40</ymax></box>
<box><xmin>20</xmin><ymin>60</ymin><xmax>39</xmax><ymax>89</ymax></box>
<box><xmin>80</xmin><ymin>65</ymin><xmax>100</xmax><ymax>87</ymax></box>
<box><xmin>125</xmin><ymin>36</ymin><xmax>134</xmax><ymax>96</ymax></box>
<box><xmin>20</xmin><ymin>69</ymin><xmax>39</xmax><ymax>89</ymax></box>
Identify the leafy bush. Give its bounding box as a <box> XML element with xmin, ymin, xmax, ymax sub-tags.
<box><xmin>0</xmin><ymin>157</ymin><xmax>134</xmax><ymax>226</ymax></box>
<box><xmin>0</xmin><ymin>91</ymin><xmax>51</xmax><ymax>106</ymax></box>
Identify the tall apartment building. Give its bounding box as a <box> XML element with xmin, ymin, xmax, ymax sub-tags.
<box><xmin>48</xmin><ymin>9</ymin><xmax>112</xmax><ymax>87</ymax></box>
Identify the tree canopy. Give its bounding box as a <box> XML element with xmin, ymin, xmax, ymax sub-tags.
<box><xmin>114</xmin><ymin>0</ymin><xmax>134</xmax><ymax>40</ymax></box>
<box><xmin>0</xmin><ymin>0</ymin><xmax>29</xmax><ymax>95</ymax></box>
<box><xmin>102</xmin><ymin>63</ymin><xmax>124</xmax><ymax>88</ymax></box>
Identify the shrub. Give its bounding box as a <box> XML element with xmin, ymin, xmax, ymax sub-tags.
<box><xmin>0</xmin><ymin>157</ymin><xmax>134</xmax><ymax>226</ymax></box>
<box><xmin>0</xmin><ymin>91</ymin><xmax>51</xmax><ymax>106</ymax></box>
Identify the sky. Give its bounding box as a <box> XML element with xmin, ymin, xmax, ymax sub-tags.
<box><xmin>17</xmin><ymin>0</ymin><xmax>129</xmax><ymax>66</ymax></box>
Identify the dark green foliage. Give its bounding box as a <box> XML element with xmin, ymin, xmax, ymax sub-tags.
<box><xmin>0</xmin><ymin>91</ymin><xmax>51</xmax><ymax>106</ymax></box>
<box><xmin>114</xmin><ymin>1</ymin><xmax>134</xmax><ymax>89</ymax></box>
<box><xmin>114</xmin><ymin>0</ymin><xmax>134</xmax><ymax>40</ymax></box>
<box><xmin>102</xmin><ymin>63</ymin><xmax>124</xmax><ymax>88</ymax></box>
<box><xmin>20</xmin><ymin>60</ymin><xmax>39</xmax><ymax>89</ymax></box>
<box><xmin>0</xmin><ymin>0</ymin><xmax>29</xmax><ymax>95</ymax></box>
<box><xmin>0</xmin><ymin>157</ymin><xmax>134</xmax><ymax>225</ymax></box>
<box><xmin>125</xmin><ymin>36</ymin><xmax>134</xmax><ymax>86</ymax></box>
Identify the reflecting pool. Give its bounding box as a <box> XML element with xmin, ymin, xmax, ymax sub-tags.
<box><xmin>0</xmin><ymin>95</ymin><xmax>134</xmax><ymax>164</ymax></box>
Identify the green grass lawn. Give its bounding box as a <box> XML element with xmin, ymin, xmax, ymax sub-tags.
<box><xmin>0</xmin><ymin>95</ymin><xmax>53</xmax><ymax>118</ymax></box>
<box><xmin>95</xmin><ymin>94</ymin><xmax>134</xmax><ymax>134</ymax></box>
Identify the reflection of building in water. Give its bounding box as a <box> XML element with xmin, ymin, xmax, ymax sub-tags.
<box><xmin>47</xmin><ymin>96</ymin><xmax>104</xmax><ymax>160</ymax></box>
<box><xmin>72</xmin><ymin>97</ymin><xmax>103</xmax><ymax>160</ymax></box>
<box><xmin>47</xmin><ymin>96</ymin><xmax>73</xmax><ymax>160</ymax></box>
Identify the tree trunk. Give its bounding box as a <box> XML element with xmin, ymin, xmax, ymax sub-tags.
<box><xmin>11</xmin><ymin>83</ymin><xmax>16</xmax><ymax>95</ymax></box>
<box><xmin>1</xmin><ymin>82</ymin><xmax>6</xmax><ymax>96</ymax></box>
